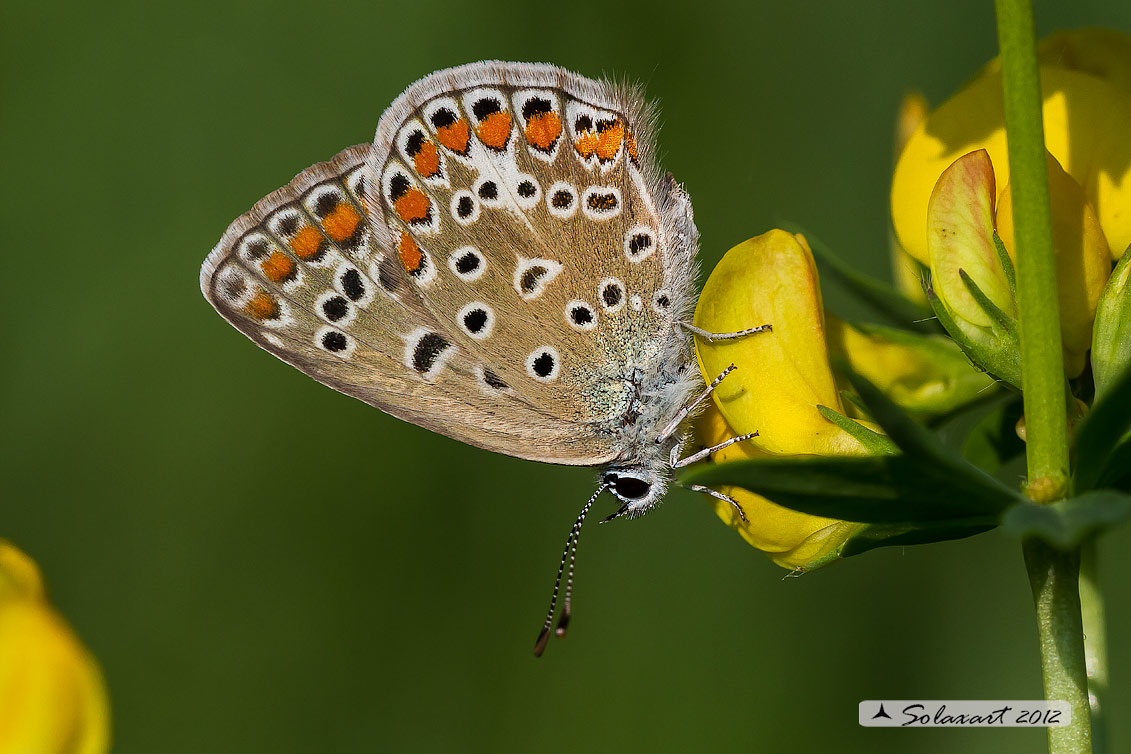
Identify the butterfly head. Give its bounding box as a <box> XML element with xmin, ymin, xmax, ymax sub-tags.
<box><xmin>602</xmin><ymin>466</ymin><xmax>668</xmax><ymax>518</ymax></box>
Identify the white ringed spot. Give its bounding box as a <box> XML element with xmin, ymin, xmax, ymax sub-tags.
<box><xmin>565</xmin><ymin>300</ymin><xmax>597</xmax><ymax>331</ymax></box>
<box><xmin>514</xmin><ymin>256</ymin><xmax>562</xmax><ymax>301</ymax></box>
<box><xmin>546</xmin><ymin>181</ymin><xmax>578</xmax><ymax>219</ymax></box>
<box><xmin>450</xmin><ymin>190</ymin><xmax>480</xmax><ymax>225</ymax></box>
<box><xmin>526</xmin><ymin>346</ymin><xmax>561</xmax><ymax>383</ymax></box>
<box><xmin>457</xmin><ymin>301</ymin><xmax>496</xmax><ymax>340</ymax></box>
<box><xmin>598</xmin><ymin>277</ymin><xmax>626</xmax><ymax>313</ymax></box>
<box><xmin>448</xmin><ymin>246</ymin><xmax>487</xmax><ymax>282</ymax></box>
<box><xmin>624</xmin><ymin>226</ymin><xmax>657</xmax><ymax>263</ymax></box>
<box><xmin>581</xmin><ymin>186</ymin><xmax>622</xmax><ymax>220</ymax></box>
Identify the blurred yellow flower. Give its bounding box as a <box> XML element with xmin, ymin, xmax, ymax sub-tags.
<box><xmin>892</xmin><ymin>29</ymin><xmax>1131</xmax><ymax>264</ymax></box>
<box><xmin>890</xmin><ymin>91</ymin><xmax>932</xmax><ymax>306</ymax></box>
<box><xmin>692</xmin><ymin>231</ymin><xmax>871</xmax><ymax>569</ymax></box>
<box><xmin>997</xmin><ymin>151</ymin><xmax>1112</xmax><ymax>375</ymax></box>
<box><xmin>0</xmin><ymin>542</ymin><xmax>109</xmax><ymax>754</ymax></box>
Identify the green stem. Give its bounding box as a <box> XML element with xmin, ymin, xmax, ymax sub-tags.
<box><xmin>994</xmin><ymin>0</ymin><xmax>1069</xmax><ymax>496</ymax></box>
<box><xmin>994</xmin><ymin>2</ymin><xmax>1091</xmax><ymax>751</ymax></box>
<box><xmin>1023</xmin><ymin>539</ymin><xmax>1092</xmax><ymax>752</ymax></box>
<box><xmin>1080</xmin><ymin>539</ymin><xmax>1108</xmax><ymax>753</ymax></box>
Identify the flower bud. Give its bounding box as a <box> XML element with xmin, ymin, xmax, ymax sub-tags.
<box><xmin>1092</xmin><ymin>251</ymin><xmax>1131</xmax><ymax>400</ymax></box>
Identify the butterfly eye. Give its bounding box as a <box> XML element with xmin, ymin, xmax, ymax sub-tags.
<box><xmin>610</xmin><ymin>474</ymin><xmax>651</xmax><ymax>500</ymax></box>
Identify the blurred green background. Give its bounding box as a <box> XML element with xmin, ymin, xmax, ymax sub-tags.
<box><xmin>3</xmin><ymin>1</ymin><xmax>1130</xmax><ymax>752</ymax></box>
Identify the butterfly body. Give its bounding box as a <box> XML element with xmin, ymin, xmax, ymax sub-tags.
<box><xmin>201</xmin><ymin>60</ymin><xmax>706</xmax><ymax>518</ymax></box>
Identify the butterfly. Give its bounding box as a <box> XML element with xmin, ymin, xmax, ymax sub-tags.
<box><xmin>200</xmin><ymin>61</ymin><xmax>767</xmax><ymax>655</ymax></box>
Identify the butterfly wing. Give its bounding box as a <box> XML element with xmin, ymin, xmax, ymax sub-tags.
<box><xmin>363</xmin><ymin>62</ymin><xmax>699</xmax><ymax>438</ymax></box>
<box><xmin>200</xmin><ymin>143</ymin><xmax>619</xmax><ymax>464</ymax></box>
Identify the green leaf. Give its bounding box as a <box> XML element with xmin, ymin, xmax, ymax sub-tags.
<box><xmin>681</xmin><ymin>455</ymin><xmax>1015</xmax><ymax>525</ymax></box>
<box><xmin>844</xmin><ymin>371</ymin><xmax>1024</xmax><ymax>507</ymax></box>
<box><xmin>1095</xmin><ymin>439</ymin><xmax>1131</xmax><ymax>492</ymax></box>
<box><xmin>782</xmin><ymin>226</ymin><xmax>938</xmax><ymax>333</ymax></box>
<box><xmin>839</xmin><ymin>519</ymin><xmax>997</xmax><ymax>558</ymax></box>
<box><xmin>927</xmin><ymin>286</ymin><xmax>1022</xmax><ymax>388</ymax></box>
<box><xmin>959</xmin><ymin>268</ymin><xmax>1020</xmax><ymax>338</ymax></box>
<box><xmin>1073</xmin><ymin>361</ymin><xmax>1131</xmax><ymax>492</ymax></box>
<box><xmin>791</xmin><ymin>519</ymin><xmax>996</xmax><ymax>572</ymax></box>
<box><xmin>992</xmin><ymin>231</ymin><xmax>1017</xmax><ymax>297</ymax></box>
<box><xmin>843</xmin><ymin>370</ymin><xmax>952</xmax><ymax>460</ymax></box>
<box><xmin>816</xmin><ymin>405</ymin><xmax>898</xmax><ymax>455</ymax></box>
<box><xmin>1001</xmin><ymin>491</ymin><xmax>1131</xmax><ymax>549</ymax></box>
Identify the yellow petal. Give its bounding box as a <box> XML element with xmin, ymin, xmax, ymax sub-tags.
<box><xmin>695</xmin><ymin>405</ymin><xmax>862</xmax><ymax>570</ymax></box>
<box><xmin>825</xmin><ymin>314</ymin><xmax>996</xmax><ymax>416</ymax></box>
<box><xmin>893</xmin><ymin>65</ymin><xmax>1131</xmax><ymax>264</ymax></box>
<box><xmin>0</xmin><ymin>545</ymin><xmax>45</xmax><ymax>603</ymax></box>
<box><xmin>997</xmin><ymin>152</ymin><xmax>1112</xmax><ymax>377</ymax></box>
<box><xmin>926</xmin><ymin>149</ymin><xmax>1015</xmax><ymax>333</ymax></box>
<box><xmin>694</xmin><ymin>231</ymin><xmax>870</xmax><ymax>456</ymax></box>
<box><xmin>0</xmin><ymin>543</ymin><xmax>110</xmax><ymax>754</ymax></box>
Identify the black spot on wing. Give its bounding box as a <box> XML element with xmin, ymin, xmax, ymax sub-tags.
<box><xmin>412</xmin><ymin>333</ymin><xmax>450</xmax><ymax>374</ymax></box>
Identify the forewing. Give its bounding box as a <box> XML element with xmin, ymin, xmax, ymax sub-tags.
<box><xmin>200</xmin><ymin>143</ymin><xmax>618</xmax><ymax>464</ymax></box>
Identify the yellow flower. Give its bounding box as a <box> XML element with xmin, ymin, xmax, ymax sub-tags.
<box><xmin>892</xmin><ymin>31</ymin><xmax>1131</xmax><ymax>264</ymax></box>
<box><xmin>692</xmin><ymin>231</ymin><xmax>871</xmax><ymax>569</ymax></box>
<box><xmin>695</xmin><ymin>402</ymin><xmax>862</xmax><ymax>570</ymax></box>
<box><xmin>891</xmin><ymin>30</ymin><xmax>1131</xmax><ymax>377</ymax></box>
<box><xmin>890</xmin><ymin>91</ymin><xmax>931</xmax><ymax>307</ymax></box>
<box><xmin>997</xmin><ymin>152</ymin><xmax>1112</xmax><ymax>375</ymax></box>
<box><xmin>824</xmin><ymin>314</ymin><xmax>996</xmax><ymax>417</ymax></box>
<box><xmin>0</xmin><ymin>542</ymin><xmax>109</xmax><ymax>754</ymax></box>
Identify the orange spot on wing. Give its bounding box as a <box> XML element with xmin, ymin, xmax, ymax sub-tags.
<box><xmin>322</xmin><ymin>203</ymin><xmax>361</xmax><ymax>242</ymax></box>
<box><xmin>476</xmin><ymin>111</ymin><xmax>512</xmax><ymax>150</ymax></box>
<box><xmin>393</xmin><ymin>188</ymin><xmax>431</xmax><ymax>224</ymax></box>
<box><xmin>596</xmin><ymin>120</ymin><xmax>624</xmax><ymax>161</ymax></box>
<box><xmin>412</xmin><ymin>140</ymin><xmax>441</xmax><ymax>177</ymax></box>
<box><xmin>398</xmin><ymin>232</ymin><xmax>423</xmax><ymax>274</ymax></box>
<box><xmin>626</xmin><ymin>131</ymin><xmax>638</xmax><ymax>162</ymax></box>
<box><xmin>260</xmin><ymin>251</ymin><xmax>295</xmax><ymax>283</ymax></box>
<box><xmin>435</xmin><ymin>120</ymin><xmax>470</xmax><ymax>153</ymax></box>
<box><xmin>574</xmin><ymin>130</ymin><xmax>599</xmax><ymax>158</ymax></box>
<box><xmin>245</xmin><ymin>291</ymin><xmax>278</xmax><ymax>320</ymax></box>
<box><xmin>290</xmin><ymin>226</ymin><xmax>324</xmax><ymax>259</ymax></box>
<box><xmin>525</xmin><ymin>112</ymin><xmax>562</xmax><ymax>151</ymax></box>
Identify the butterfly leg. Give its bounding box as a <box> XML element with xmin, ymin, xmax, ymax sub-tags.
<box><xmin>686</xmin><ymin>484</ymin><xmax>748</xmax><ymax>523</ymax></box>
<box><xmin>680</xmin><ymin>322</ymin><xmax>773</xmax><ymax>342</ymax></box>
<box><xmin>673</xmin><ymin>432</ymin><xmax>759</xmax><ymax>468</ymax></box>
<box><xmin>656</xmin><ymin>363</ymin><xmax>738</xmax><ymax>442</ymax></box>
